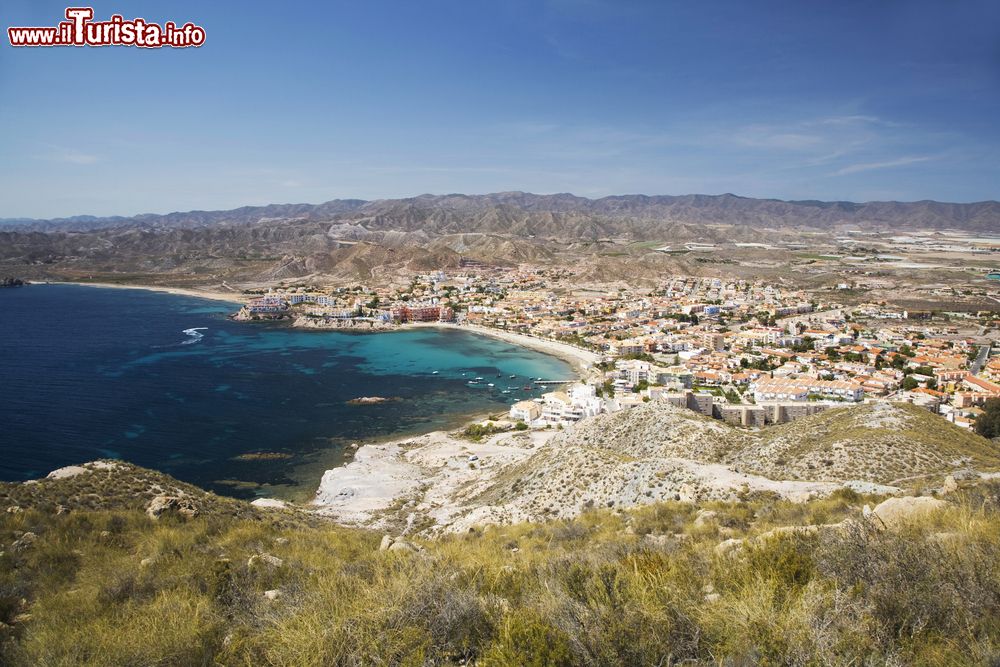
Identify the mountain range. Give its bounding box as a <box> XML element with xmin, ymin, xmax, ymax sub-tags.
<box><xmin>2</xmin><ymin>192</ymin><xmax>998</xmax><ymax>286</ymax></box>
<box><xmin>4</xmin><ymin>192</ymin><xmax>1000</xmax><ymax>234</ymax></box>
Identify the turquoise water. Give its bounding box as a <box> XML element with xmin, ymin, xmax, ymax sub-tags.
<box><xmin>0</xmin><ymin>285</ymin><xmax>571</xmax><ymax>500</ymax></box>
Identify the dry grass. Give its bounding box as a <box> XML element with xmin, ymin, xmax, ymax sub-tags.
<box><xmin>2</xmin><ymin>470</ymin><xmax>1000</xmax><ymax>665</ymax></box>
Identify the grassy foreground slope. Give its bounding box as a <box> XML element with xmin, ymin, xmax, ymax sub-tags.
<box><xmin>3</xmin><ymin>464</ymin><xmax>1000</xmax><ymax>665</ymax></box>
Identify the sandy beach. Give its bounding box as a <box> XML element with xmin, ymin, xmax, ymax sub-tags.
<box><xmin>38</xmin><ymin>281</ymin><xmax>245</xmax><ymax>304</ymax></box>
<box><xmin>40</xmin><ymin>284</ymin><xmax>599</xmax><ymax>377</ymax></box>
<box><xmin>405</xmin><ymin>321</ymin><xmax>600</xmax><ymax>377</ymax></box>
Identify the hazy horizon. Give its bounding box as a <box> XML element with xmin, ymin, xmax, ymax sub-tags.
<box><xmin>5</xmin><ymin>189</ymin><xmax>1000</xmax><ymax>224</ymax></box>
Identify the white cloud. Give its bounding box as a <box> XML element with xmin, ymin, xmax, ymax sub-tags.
<box><xmin>832</xmin><ymin>156</ymin><xmax>931</xmax><ymax>176</ymax></box>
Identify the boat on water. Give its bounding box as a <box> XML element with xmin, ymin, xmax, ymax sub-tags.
<box><xmin>509</xmin><ymin>375</ymin><xmax>517</xmax><ymax>379</ymax></box>
<box><xmin>432</xmin><ymin>371</ymin><xmax>439</xmax><ymax>375</ymax></box>
<box><xmin>487</xmin><ymin>383</ymin><xmax>495</xmax><ymax>387</ymax></box>
<box><xmin>475</xmin><ymin>376</ymin><xmax>484</xmax><ymax>381</ymax></box>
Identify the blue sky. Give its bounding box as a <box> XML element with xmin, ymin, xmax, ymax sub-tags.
<box><xmin>1</xmin><ymin>0</ymin><xmax>998</xmax><ymax>218</ymax></box>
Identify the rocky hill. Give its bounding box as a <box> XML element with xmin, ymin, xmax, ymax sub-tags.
<box><xmin>0</xmin><ymin>460</ymin><xmax>259</xmax><ymax>520</ymax></box>
<box><xmin>462</xmin><ymin>403</ymin><xmax>998</xmax><ymax>524</ymax></box>
<box><xmin>731</xmin><ymin>402</ymin><xmax>1000</xmax><ymax>484</ymax></box>
<box><xmin>311</xmin><ymin>402</ymin><xmax>1000</xmax><ymax>536</ymax></box>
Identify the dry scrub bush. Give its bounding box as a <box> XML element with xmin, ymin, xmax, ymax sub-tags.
<box><xmin>4</xmin><ymin>483</ymin><xmax>1000</xmax><ymax>665</ymax></box>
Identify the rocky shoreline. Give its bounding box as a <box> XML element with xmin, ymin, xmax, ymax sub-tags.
<box><xmin>291</xmin><ymin>315</ymin><xmax>397</xmax><ymax>330</ymax></box>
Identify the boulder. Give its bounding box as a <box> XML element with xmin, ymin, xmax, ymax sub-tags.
<box><xmin>387</xmin><ymin>539</ymin><xmax>418</xmax><ymax>554</ymax></box>
<box><xmin>250</xmin><ymin>498</ymin><xmax>288</xmax><ymax>510</ymax></box>
<box><xmin>11</xmin><ymin>532</ymin><xmax>38</xmax><ymax>553</ymax></box>
<box><xmin>263</xmin><ymin>589</ymin><xmax>282</xmax><ymax>601</ymax></box>
<box><xmin>870</xmin><ymin>496</ymin><xmax>948</xmax><ymax>529</ymax></box>
<box><xmin>247</xmin><ymin>553</ymin><xmax>283</xmax><ymax>569</ymax></box>
<box><xmin>715</xmin><ymin>538</ymin><xmax>743</xmax><ymax>557</ymax></box>
<box><xmin>146</xmin><ymin>495</ymin><xmax>199</xmax><ymax>520</ymax></box>
<box><xmin>941</xmin><ymin>475</ymin><xmax>959</xmax><ymax>495</ymax></box>
<box><xmin>379</xmin><ymin>535</ymin><xmax>394</xmax><ymax>551</ymax></box>
<box><xmin>642</xmin><ymin>534</ymin><xmax>674</xmax><ymax>548</ymax></box>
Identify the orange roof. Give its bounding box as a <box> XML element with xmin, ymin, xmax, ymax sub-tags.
<box><xmin>965</xmin><ymin>375</ymin><xmax>1000</xmax><ymax>394</ymax></box>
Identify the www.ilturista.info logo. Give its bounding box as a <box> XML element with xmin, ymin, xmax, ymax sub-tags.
<box><xmin>8</xmin><ymin>7</ymin><xmax>205</xmax><ymax>48</ymax></box>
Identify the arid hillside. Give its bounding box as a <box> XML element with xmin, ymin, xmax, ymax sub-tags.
<box><xmin>2</xmin><ymin>192</ymin><xmax>998</xmax><ymax>287</ymax></box>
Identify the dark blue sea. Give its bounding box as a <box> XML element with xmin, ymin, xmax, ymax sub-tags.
<box><xmin>0</xmin><ymin>285</ymin><xmax>570</xmax><ymax>500</ymax></box>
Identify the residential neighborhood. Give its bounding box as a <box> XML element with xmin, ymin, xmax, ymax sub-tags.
<box><xmin>231</xmin><ymin>264</ymin><xmax>999</xmax><ymax>432</ymax></box>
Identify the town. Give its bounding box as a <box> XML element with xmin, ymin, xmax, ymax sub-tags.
<box><xmin>233</xmin><ymin>263</ymin><xmax>1000</xmax><ymax>433</ymax></box>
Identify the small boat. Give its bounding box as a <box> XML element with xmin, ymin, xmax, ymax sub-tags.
<box><xmin>509</xmin><ymin>375</ymin><xmax>517</xmax><ymax>379</ymax></box>
<box><xmin>475</xmin><ymin>377</ymin><xmax>484</xmax><ymax>381</ymax></box>
<box><xmin>488</xmin><ymin>383</ymin><xmax>495</xmax><ymax>387</ymax></box>
<box><xmin>522</xmin><ymin>385</ymin><xmax>532</xmax><ymax>390</ymax></box>
<box><xmin>501</xmin><ymin>390</ymin><xmax>511</xmax><ymax>394</ymax></box>
<box><xmin>432</xmin><ymin>371</ymin><xmax>439</xmax><ymax>375</ymax></box>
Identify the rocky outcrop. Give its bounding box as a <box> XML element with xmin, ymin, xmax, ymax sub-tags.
<box><xmin>45</xmin><ymin>465</ymin><xmax>90</xmax><ymax>480</ymax></box>
<box><xmin>145</xmin><ymin>495</ymin><xmax>199</xmax><ymax>520</ymax></box>
<box><xmin>292</xmin><ymin>316</ymin><xmax>395</xmax><ymax>331</ymax></box>
<box><xmin>10</xmin><ymin>532</ymin><xmax>37</xmax><ymax>553</ymax></box>
<box><xmin>867</xmin><ymin>496</ymin><xmax>949</xmax><ymax>529</ymax></box>
<box><xmin>347</xmin><ymin>396</ymin><xmax>395</xmax><ymax>405</ymax></box>
<box><xmin>378</xmin><ymin>535</ymin><xmax>421</xmax><ymax>554</ymax></box>
<box><xmin>247</xmin><ymin>553</ymin><xmax>283</xmax><ymax>569</ymax></box>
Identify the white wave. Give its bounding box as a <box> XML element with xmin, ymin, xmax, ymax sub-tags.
<box><xmin>181</xmin><ymin>327</ymin><xmax>208</xmax><ymax>345</ymax></box>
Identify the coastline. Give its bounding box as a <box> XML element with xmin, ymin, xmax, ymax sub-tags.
<box><xmin>26</xmin><ymin>281</ymin><xmax>596</xmax><ymax>509</ymax></box>
<box><xmin>404</xmin><ymin>321</ymin><xmax>599</xmax><ymax>378</ymax></box>
<box><xmin>35</xmin><ymin>281</ymin><xmax>245</xmax><ymax>305</ymax></box>
<box><xmin>42</xmin><ymin>281</ymin><xmax>596</xmax><ymax>375</ymax></box>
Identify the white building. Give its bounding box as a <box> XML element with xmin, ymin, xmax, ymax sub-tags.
<box><xmin>509</xmin><ymin>400</ymin><xmax>541</xmax><ymax>423</ymax></box>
